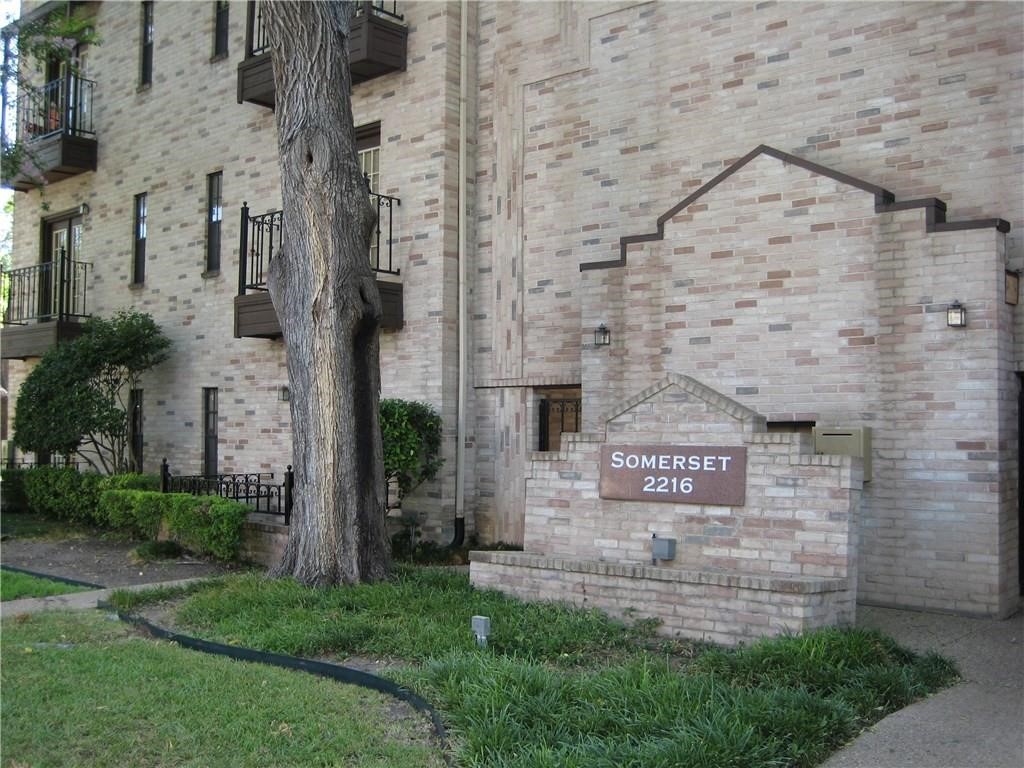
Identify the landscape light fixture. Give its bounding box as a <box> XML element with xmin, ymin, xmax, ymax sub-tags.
<box><xmin>594</xmin><ymin>323</ymin><xmax>611</xmax><ymax>347</ymax></box>
<box><xmin>471</xmin><ymin>615</ymin><xmax>491</xmax><ymax>648</ymax></box>
<box><xmin>946</xmin><ymin>301</ymin><xmax>966</xmax><ymax>329</ymax></box>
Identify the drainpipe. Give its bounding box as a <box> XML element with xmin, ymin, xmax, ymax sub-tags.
<box><xmin>452</xmin><ymin>0</ymin><xmax>469</xmax><ymax>548</ymax></box>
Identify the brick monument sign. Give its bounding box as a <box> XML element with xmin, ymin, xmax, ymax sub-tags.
<box><xmin>471</xmin><ymin>373</ymin><xmax>863</xmax><ymax>646</ymax></box>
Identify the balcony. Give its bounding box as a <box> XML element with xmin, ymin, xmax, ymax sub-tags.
<box><xmin>237</xmin><ymin>1</ymin><xmax>408</xmax><ymax>110</ymax></box>
<box><xmin>1</xmin><ymin>253</ymin><xmax>91</xmax><ymax>359</ymax></box>
<box><xmin>235</xmin><ymin>191</ymin><xmax>403</xmax><ymax>339</ymax></box>
<box><xmin>3</xmin><ymin>76</ymin><xmax>98</xmax><ymax>191</ymax></box>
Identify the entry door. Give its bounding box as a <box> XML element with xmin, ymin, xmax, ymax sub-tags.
<box><xmin>41</xmin><ymin>216</ymin><xmax>83</xmax><ymax>319</ymax></box>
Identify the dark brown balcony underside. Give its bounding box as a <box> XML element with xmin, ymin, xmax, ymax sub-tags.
<box><xmin>5</xmin><ymin>134</ymin><xmax>97</xmax><ymax>192</ymax></box>
<box><xmin>236</xmin><ymin>13</ymin><xmax>407</xmax><ymax>109</ymax></box>
<box><xmin>0</xmin><ymin>319</ymin><xmax>84</xmax><ymax>359</ymax></box>
<box><xmin>234</xmin><ymin>280</ymin><xmax>404</xmax><ymax>339</ymax></box>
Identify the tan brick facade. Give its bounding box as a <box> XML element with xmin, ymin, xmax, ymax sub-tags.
<box><xmin>4</xmin><ymin>1</ymin><xmax>1022</xmax><ymax>620</ymax></box>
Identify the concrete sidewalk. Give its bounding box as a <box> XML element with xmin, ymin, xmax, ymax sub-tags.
<box><xmin>823</xmin><ymin>605</ymin><xmax>1024</xmax><ymax>768</ymax></box>
<box><xmin>0</xmin><ymin>577</ymin><xmax>208</xmax><ymax>617</ymax></box>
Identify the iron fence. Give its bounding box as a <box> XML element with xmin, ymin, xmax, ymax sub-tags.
<box><xmin>160</xmin><ymin>459</ymin><xmax>293</xmax><ymax>525</ymax></box>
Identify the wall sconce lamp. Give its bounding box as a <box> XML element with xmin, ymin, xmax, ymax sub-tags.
<box><xmin>279</xmin><ymin>386</ymin><xmax>290</xmax><ymax>402</ymax></box>
<box><xmin>946</xmin><ymin>301</ymin><xmax>967</xmax><ymax>328</ymax></box>
<box><xmin>1006</xmin><ymin>270</ymin><xmax>1019</xmax><ymax>306</ymax></box>
<box><xmin>594</xmin><ymin>323</ymin><xmax>611</xmax><ymax>347</ymax></box>
<box><xmin>78</xmin><ymin>202</ymin><xmax>90</xmax><ymax>216</ymax></box>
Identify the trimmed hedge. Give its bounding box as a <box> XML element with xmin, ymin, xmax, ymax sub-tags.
<box><xmin>0</xmin><ymin>468</ymin><xmax>29</xmax><ymax>512</ymax></box>
<box><xmin>17</xmin><ymin>468</ymin><xmax>161</xmax><ymax>526</ymax></box>
<box><xmin>98</xmin><ymin>490</ymin><xmax>247</xmax><ymax>561</ymax></box>
<box><xmin>21</xmin><ymin>467</ymin><xmax>106</xmax><ymax>525</ymax></box>
<box><xmin>102</xmin><ymin>473</ymin><xmax>161</xmax><ymax>492</ymax></box>
<box><xmin>10</xmin><ymin>467</ymin><xmax>245</xmax><ymax>561</ymax></box>
<box><xmin>164</xmin><ymin>496</ymin><xmax>249</xmax><ymax>561</ymax></box>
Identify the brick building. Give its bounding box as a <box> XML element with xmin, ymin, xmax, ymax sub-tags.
<box><xmin>2</xmin><ymin>1</ymin><xmax>1021</xmax><ymax>625</ymax></box>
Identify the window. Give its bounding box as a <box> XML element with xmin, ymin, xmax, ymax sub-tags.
<box><xmin>357</xmin><ymin>123</ymin><xmax>381</xmax><ymax>266</ymax></box>
<box><xmin>537</xmin><ymin>387</ymin><xmax>582</xmax><ymax>451</ymax></box>
<box><xmin>357</xmin><ymin>123</ymin><xmax>381</xmax><ymax>192</ymax></box>
<box><xmin>206</xmin><ymin>172</ymin><xmax>223</xmax><ymax>272</ymax></box>
<box><xmin>132</xmin><ymin>193</ymin><xmax>147</xmax><ymax>284</ymax></box>
<box><xmin>203</xmin><ymin>387</ymin><xmax>218</xmax><ymax>476</ymax></box>
<box><xmin>212</xmin><ymin>1</ymin><xmax>229</xmax><ymax>58</ymax></box>
<box><xmin>140</xmin><ymin>1</ymin><xmax>154</xmax><ymax>86</ymax></box>
<box><xmin>128</xmin><ymin>389</ymin><xmax>144</xmax><ymax>472</ymax></box>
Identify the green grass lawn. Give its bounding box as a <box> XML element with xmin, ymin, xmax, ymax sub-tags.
<box><xmin>112</xmin><ymin>567</ymin><xmax>959</xmax><ymax>768</ymax></box>
<box><xmin>1</xmin><ymin>568</ymin><xmax>93</xmax><ymax>601</ymax></box>
<box><xmin>1</xmin><ymin>611</ymin><xmax>445</xmax><ymax>768</ymax></box>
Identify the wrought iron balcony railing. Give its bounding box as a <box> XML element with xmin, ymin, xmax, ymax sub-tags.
<box><xmin>1</xmin><ymin>252</ymin><xmax>91</xmax><ymax>325</ymax></box>
<box><xmin>17</xmin><ymin>76</ymin><xmax>95</xmax><ymax>143</ymax></box>
<box><xmin>244</xmin><ymin>0</ymin><xmax>404</xmax><ymax>58</ymax></box>
<box><xmin>238</xmin><ymin>190</ymin><xmax>401</xmax><ymax>295</ymax></box>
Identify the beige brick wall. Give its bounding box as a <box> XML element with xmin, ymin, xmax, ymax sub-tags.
<box><xmin>6</xmin><ymin>1</ymin><xmax>1020</xmax><ymax>617</ymax></box>
<box><xmin>8</xmin><ymin>0</ymin><xmax>468</xmax><ymax>540</ymax></box>
<box><xmin>577</xmin><ymin>154</ymin><xmax>1012</xmax><ymax>616</ymax></box>
<box><xmin>469</xmin><ymin>3</ymin><xmax>1022</xmax><ymax>600</ymax></box>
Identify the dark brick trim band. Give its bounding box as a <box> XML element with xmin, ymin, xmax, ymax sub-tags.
<box><xmin>0</xmin><ymin>564</ymin><xmax>105</xmax><ymax>590</ymax></box>
<box><xmin>108</xmin><ymin>608</ymin><xmax>452</xmax><ymax>763</ymax></box>
<box><xmin>581</xmin><ymin>144</ymin><xmax>1011</xmax><ymax>271</ymax></box>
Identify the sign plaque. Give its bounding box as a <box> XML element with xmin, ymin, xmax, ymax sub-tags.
<box><xmin>599</xmin><ymin>444</ymin><xmax>747</xmax><ymax>506</ymax></box>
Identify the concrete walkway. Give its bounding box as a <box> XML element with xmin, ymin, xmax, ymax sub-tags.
<box><xmin>0</xmin><ymin>577</ymin><xmax>208</xmax><ymax>617</ymax></box>
<box><xmin>823</xmin><ymin>605</ymin><xmax>1024</xmax><ymax>768</ymax></box>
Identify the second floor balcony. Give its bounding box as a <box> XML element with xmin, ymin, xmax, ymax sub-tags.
<box><xmin>0</xmin><ymin>252</ymin><xmax>92</xmax><ymax>359</ymax></box>
<box><xmin>234</xmin><ymin>190</ymin><xmax>404</xmax><ymax>339</ymax></box>
<box><xmin>3</xmin><ymin>75</ymin><xmax>98</xmax><ymax>191</ymax></box>
<box><xmin>237</xmin><ymin>1</ymin><xmax>408</xmax><ymax>110</ymax></box>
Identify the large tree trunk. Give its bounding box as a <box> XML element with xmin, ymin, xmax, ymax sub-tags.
<box><xmin>265</xmin><ymin>0</ymin><xmax>390</xmax><ymax>585</ymax></box>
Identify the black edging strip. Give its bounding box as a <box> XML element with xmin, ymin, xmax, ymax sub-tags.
<box><xmin>0</xmin><ymin>564</ymin><xmax>105</xmax><ymax>590</ymax></box>
<box><xmin>103</xmin><ymin>606</ymin><xmax>451</xmax><ymax>764</ymax></box>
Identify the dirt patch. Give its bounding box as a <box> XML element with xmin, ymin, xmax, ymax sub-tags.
<box><xmin>1</xmin><ymin>537</ymin><xmax>253</xmax><ymax>588</ymax></box>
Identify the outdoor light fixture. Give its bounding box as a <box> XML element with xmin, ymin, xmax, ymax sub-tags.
<box><xmin>946</xmin><ymin>301</ymin><xmax>967</xmax><ymax>328</ymax></box>
<box><xmin>279</xmin><ymin>386</ymin><xmax>290</xmax><ymax>402</ymax></box>
<box><xmin>78</xmin><ymin>202</ymin><xmax>90</xmax><ymax>216</ymax></box>
<box><xmin>594</xmin><ymin>323</ymin><xmax>611</xmax><ymax>347</ymax></box>
<box><xmin>471</xmin><ymin>615</ymin><xmax>491</xmax><ymax>648</ymax></box>
<box><xmin>1006</xmin><ymin>271</ymin><xmax>1020</xmax><ymax>306</ymax></box>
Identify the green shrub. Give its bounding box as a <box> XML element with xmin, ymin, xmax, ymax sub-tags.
<box><xmin>0</xmin><ymin>468</ymin><xmax>29</xmax><ymax>512</ymax></box>
<box><xmin>21</xmin><ymin>467</ymin><xmax>105</xmax><ymax>525</ymax></box>
<box><xmin>380</xmin><ymin>398</ymin><xmax>443</xmax><ymax>505</ymax></box>
<box><xmin>164</xmin><ymin>496</ymin><xmax>248</xmax><ymax>561</ymax></box>
<box><xmin>98</xmin><ymin>490</ymin><xmax>247</xmax><ymax>561</ymax></box>
<box><xmin>101</xmin><ymin>473</ymin><xmax>160</xmax><ymax>492</ymax></box>
<box><xmin>97</xmin><ymin>489</ymin><xmax>165</xmax><ymax>538</ymax></box>
<box><xmin>132</xmin><ymin>540</ymin><xmax>184</xmax><ymax>561</ymax></box>
<box><xmin>19</xmin><ymin>468</ymin><xmax>163</xmax><ymax>527</ymax></box>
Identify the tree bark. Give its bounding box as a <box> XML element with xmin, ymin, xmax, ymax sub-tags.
<box><xmin>265</xmin><ymin>0</ymin><xmax>390</xmax><ymax>585</ymax></box>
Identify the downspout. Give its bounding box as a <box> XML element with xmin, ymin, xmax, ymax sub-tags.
<box><xmin>452</xmin><ymin>0</ymin><xmax>469</xmax><ymax>547</ymax></box>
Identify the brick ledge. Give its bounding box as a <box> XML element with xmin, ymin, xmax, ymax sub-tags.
<box><xmin>469</xmin><ymin>550</ymin><xmax>847</xmax><ymax>594</ymax></box>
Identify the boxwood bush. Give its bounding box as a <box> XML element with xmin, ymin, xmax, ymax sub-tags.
<box><xmin>21</xmin><ymin>467</ymin><xmax>106</xmax><ymax>525</ymax></box>
<box><xmin>18</xmin><ymin>468</ymin><xmax>161</xmax><ymax>525</ymax></box>
<box><xmin>98</xmin><ymin>490</ymin><xmax>247</xmax><ymax>561</ymax></box>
